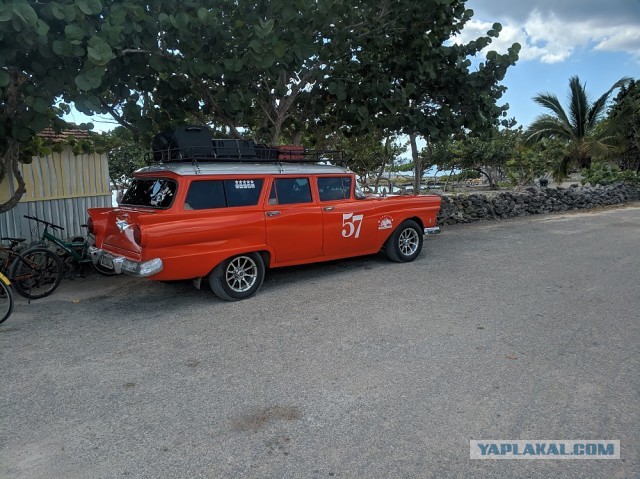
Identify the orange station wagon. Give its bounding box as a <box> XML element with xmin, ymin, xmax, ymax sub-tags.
<box><xmin>88</xmin><ymin>126</ymin><xmax>441</xmax><ymax>301</ymax></box>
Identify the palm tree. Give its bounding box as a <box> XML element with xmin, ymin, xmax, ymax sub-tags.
<box><xmin>525</xmin><ymin>75</ymin><xmax>632</xmax><ymax>181</ymax></box>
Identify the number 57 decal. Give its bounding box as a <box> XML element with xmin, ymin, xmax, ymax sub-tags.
<box><xmin>342</xmin><ymin>213</ymin><xmax>364</xmax><ymax>238</ymax></box>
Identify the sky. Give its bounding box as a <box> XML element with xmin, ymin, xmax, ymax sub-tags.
<box><xmin>462</xmin><ymin>0</ymin><xmax>640</xmax><ymax>128</ymax></box>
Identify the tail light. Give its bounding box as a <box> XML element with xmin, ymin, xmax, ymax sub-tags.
<box><xmin>133</xmin><ymin>225</ymin><xmax>143</xmax><ymax>246</ymax></box>
<box><xmin>87</xmin><ymin>217</ymin><xmax>94</xmax><ymax>234</ymax></box>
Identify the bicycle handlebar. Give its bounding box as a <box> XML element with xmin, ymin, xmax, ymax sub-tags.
<box><xmin>23</xmin><ymin>215</ymin><xmax>65</xmax><ymax>231</ymax></box>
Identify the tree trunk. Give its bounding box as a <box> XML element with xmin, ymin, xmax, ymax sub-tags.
<box><xmin>443</xmin><ymin>165</ymin><xmax>456</xmax><ymax>192</ymax></box>
<box><xmin>270</xmin><ymin>115</ymin><xmax>285</xmax><ymax>145</ymax></box>
<box><xmin>410</xmin><ymin>133</ymin><xmax>421</xmax><ymax>194</ymax></box>
<box><xmin>477</xmin><ymin>168</ymin><xmax>496</xmax><ymax>189</ymax></box>
<box><xmin>0</xmin><ymin>140</ymin><xmax>27</xmax><ymax>214</ymax></box>
<box><xmin>373</xmin><ymin>135</ymin><xmax>391</xmax><ymax>193</ymax></box>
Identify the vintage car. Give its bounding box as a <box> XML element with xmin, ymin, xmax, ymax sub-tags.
<box><xmin>88</xmin><ymin>126</ymin><xmax>441</xmax><ymax>301</ymax></box>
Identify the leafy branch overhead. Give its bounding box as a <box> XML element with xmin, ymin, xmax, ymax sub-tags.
<box><xmin>1</xmin><ymin>0</ymin><xmax>521</xmax><ymax>212</ymax></box>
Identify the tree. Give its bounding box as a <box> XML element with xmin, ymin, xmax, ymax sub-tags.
<box><xmin>337</xmin><ymin>131</ymin><xmax>405</xmax><ymax>192</ymax></box>
<box><xmin>524</xmin><ymin>75</ymin><xmax>632</xmax><ymax>181</ymax></box>
<box><xmin>609</xmin><ymin>79</ymin><xmax>640</xmax><ymax>173</ymax></box>
<box><xmin>2</xmin><ymin>0</ymin><xmax>519</xmax><ymax>212</ymax></box>
<box><xmin>72</xmin><ymin>0</ymin><xmax>368</xmax><ymax>145</ymax></box>
<box><xmin>93</xmin><ymin>128</ymin><xmax>147</xmax><ymax>191</ymax></box>
<box><xmin>322</xmin><ymin>0</ymin><xmax>520</xmax><ymax>191</ymax></box>
<box><xmin>426</xmin><ymin>128</ymin><xmax>520</xmax><ymax>189</ymax></box>
<box><xmin>0</xmin><ymin>0</ymin><xmax>107</xmax><ymax>213</ymax></box>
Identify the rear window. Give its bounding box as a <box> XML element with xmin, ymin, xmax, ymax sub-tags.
<box><xmin>121</xmin><ymin>178</ymin><xmax>177</xmax><ymax>208</ymax></box>
<box><xmin>185</xmin><ymin>179</ymin><xmax>264</xmax><ymax>210</ymax></box>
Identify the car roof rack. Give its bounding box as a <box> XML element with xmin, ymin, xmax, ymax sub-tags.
<box><xmin>145</xmin><ymin>126</ymin><xmax>345</xmax><ymax>167</ymax></box>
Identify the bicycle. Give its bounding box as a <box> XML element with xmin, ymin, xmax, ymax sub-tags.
<box><xmin>24</xmin><ymin>215</ymin><xmax>117</xmax><ymax>278</ymax></box>
<box><xmin>0</xmin><ymin>272</ymin><xmax>13</xmax><ymax>324</ymax></box>
<box><xmin>0</xmin><ymin>238</ymin><xmax>64</xmax><ymax>299</ymax></box>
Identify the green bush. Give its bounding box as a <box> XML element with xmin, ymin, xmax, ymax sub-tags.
<box><xmin>581</xmin><ymin>162</ymin><xmax>640</xmax><ymax>186</ymax></box>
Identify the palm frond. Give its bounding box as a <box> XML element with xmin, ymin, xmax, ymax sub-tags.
<box><xmin>532</xmin><ymin>93</ymin><xmax>572</xmax><ymax>130</ymax></box>
<box><xmin>568</xmin><ymin>76</ymin><xmax>588</xmax><ymax>138</ymax></box>
<box><xmin>582</xmin><ymin>139</ymin><xmax>621</xmax><ymax>161</ymax></box>
<box><xmin>587</xmin><ymin>77</ymin><xmax>633</xmax><ymax>126</ymax></box>
<box><xmin>524</xmin><ymin>114</ymin><xmax>573</xmax><ymax>144</ymax></box>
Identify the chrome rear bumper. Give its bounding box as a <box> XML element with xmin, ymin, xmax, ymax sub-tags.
<box><xmin>423</xmin><ymin>227</ymin><xmax>441</xmax><ymax>235</ymax></box>
<box><xmin>88</xmin><ymin>246</ymin><xmax>163</xmax><ymax>278</ymax></box>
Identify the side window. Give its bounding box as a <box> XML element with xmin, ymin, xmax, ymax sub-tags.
<box><xmin>185</xmin><ymin>180</ymin><xmax>225</xmax><ymax>210</ymax></box>
<box><xmin>224</xmin><ymin>179</ymin><xmax>264</xmax><ymax>207</ymax></box>
<box><xmin>185</xmin><ymin>179</ymin><xmax>265</xmax><ymax>209</ymax></box>
<box><xmin>271</xmin><ymin>178</ymin><xmax>312</xmax><ymax>205</ymax></box>
<box><xmin>318</xmin><ymin>176</ymin><xmax>352</xmax><ymax>201</ymax></box>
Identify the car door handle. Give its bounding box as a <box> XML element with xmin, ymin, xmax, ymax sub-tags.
<box><xmin>323</xmin><ymin>206</ymin><xmax>336</xmax><ymax>212</ymax></box>
<box><xmin>265</xmin><ymin>211</ymin><xmax>281</xmax><ymax>217</ymax></box>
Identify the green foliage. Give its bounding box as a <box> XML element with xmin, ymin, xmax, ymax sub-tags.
<box><xmin>581</xmin><ymin>162</ymin><xmax>639</xmax><ymax>186</ymax></box>
<box><xmin>430</xmin><ymin>128</ymin><xmax>522</xmax><ymax>188</ymax></box>
<box><xmin>525</xmin><ymin>75</ymin><xmax>633</xmax><ymax>181</ymax></box>
<box><xmin>439</xmin><ymin>169</ymin><xmax>482</xmax><ymax>183</ymax></box>
<box><xmin>0</xmin><ymin>0</ymin><xmax>120</xmax><ymax>211</ymax></box>
<box><xmin>609</xmin><ymin>79</ymin><xmax>640</xmax><ymax>172</ymax></box>
<box><xmin>326</xmin><ymin>2</ymin><xmax>520</xmax><ymax>138</ymax></box>
<box><xmin>506</xmin><ymin>148</ymin><xmax>549</xmax><ymax>188</ymax></box>
<box><xmin>1</xmin><ymin>0</ymin><xmax>519</xmax><ymax>212</ymax></box>
<box><xmin>340</xmin><ymin>131</ymin><xmax>406</xmax><ymax>184</ymax></box>
<box><xmin>321</xmin><ymin>0</ymin><xmax>519</xmax><ymax>189</ymax></box>
<box><xmin>92</xmin><ymin>127</ymin><xmax>147</xmax><ymax>189</ymax></box>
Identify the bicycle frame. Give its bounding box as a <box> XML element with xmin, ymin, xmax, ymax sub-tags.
<box><xmin>40</xmin><ymin>229</ymin><xmax>91</xmax><ymax>264</ymax></box>
<box><xmin>23</xmin><ymin>214</ymin><xmax>117</xmax><ymax>279</ymax></box>
<box><xmin>0</xmin><ymin>271</ymin><xmax>12</xmax><ymax>324</ymax></box>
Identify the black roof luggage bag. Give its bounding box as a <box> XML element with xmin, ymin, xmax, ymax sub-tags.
<box><xmin>214</xmin><ymin>139</ymin><xmax>256</xmax><ymax>159</ymax></box>
<box><xmin>151</xmin><ymin>131</ymin><xmax>173</xmax><ymax>162</ymax></box>
<box><xmin>171</xmin><ymin>126</ymin><xmax>215</xmax><ymax>160</ymax></box>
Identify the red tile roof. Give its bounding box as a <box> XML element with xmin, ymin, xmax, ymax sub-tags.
<box><xmin>39</xmin><ymin>128</ymin><xmax>92</xmax><ymax>143</ymax></box>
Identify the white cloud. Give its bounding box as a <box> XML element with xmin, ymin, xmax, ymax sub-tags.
<box><xmin>594</xmin><ymin>27</ymin><xmax>640</xmax><ymax>53</ymax></box>
<box><xmin>456</xmin><ymin>3</ymin><xmax>640</xmax><ymax>64</ymax></box>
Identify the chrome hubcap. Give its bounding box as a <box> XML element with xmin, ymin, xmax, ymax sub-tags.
<box><xmin>225</xmin><ymin>256</ymin><xmax>258</xmax><ymax>293</ymax></box>
<box><xmin>398</xmin><ymin>228</ymin><xmax>419</xmax><ymax>256</ymax></box>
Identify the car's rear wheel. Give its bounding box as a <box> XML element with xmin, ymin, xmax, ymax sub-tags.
<box><xmin>208</xmin><ymin>253</ymin><xmax>265</xmax><ymax>301</ymax></box>
<box><xmin>384</xmin><ymin>220</ymin><xmax>423</xmax><ymax>263</ymax></box>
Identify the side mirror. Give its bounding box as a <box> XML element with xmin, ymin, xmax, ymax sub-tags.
<box><xmin>355</xmin><ymin>191</ymin><xmax>367</xmax><ymax>200</ymax></box>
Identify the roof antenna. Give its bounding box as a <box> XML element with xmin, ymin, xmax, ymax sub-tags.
<box><xmin>192</xmin><ymin>157</ymin><xmax>201</xmax><ymax>174</ymax></box>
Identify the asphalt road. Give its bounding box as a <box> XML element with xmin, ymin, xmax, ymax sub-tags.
<box><xmin>1</xmin><ymin>205</ymin><xmax>639</xmax><ymax>479</ymax></box>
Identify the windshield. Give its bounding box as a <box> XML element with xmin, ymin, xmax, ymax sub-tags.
<box><xmin>121</xmin><ymin>178</ymin><xmax>177</xmax><ymax>208</ymax></box>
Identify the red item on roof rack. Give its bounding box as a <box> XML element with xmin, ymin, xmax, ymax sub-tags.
<box><xmin>278</xmin><ymin>145</ymin><xmax>305</xmax><ymax>160</ymax></box>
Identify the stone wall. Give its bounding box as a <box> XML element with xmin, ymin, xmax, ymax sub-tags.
<box><xmin>437</xmin><ymin>183</ymin><xmax>640</xmax><ymax>225</ymax></box>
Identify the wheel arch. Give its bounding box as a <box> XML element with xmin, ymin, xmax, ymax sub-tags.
<box><xmin>407</xmin><ymin>216</ymin><xmax>424</xmax><ymax>231</ymax></box>
<box><xmin>380</xmin><ymin>216</ymin><xmax>424</xmax><ymax>246</ymax></box>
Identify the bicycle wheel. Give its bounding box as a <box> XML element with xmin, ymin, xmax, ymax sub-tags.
<box><xmin>84</xmin><ymin>236</ymin><xmax>117</xmax><ymax>276</ymax></box>
<box><xmin>0</xmin><ymin>276</ymin><xmax>13</xmax><ymax>324</ymax></box>
<box><xmin>9</xmin><ymin>247</ymin><xmax>64</xmax><ymax>299</ymax></box>
<box><xmin>91</xmin><ymin>260</ymin><xmax>119</xmax><ymax>276</ymax></box>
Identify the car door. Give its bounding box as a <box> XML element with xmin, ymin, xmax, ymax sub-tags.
<box><xmin>317</xmin><ymin>176</ymin><xmax>379</xmax><ymax>258</ymax></box>
<box><xmin>264</xmin><ymin>177</ymin><xmax>324</xmax><ymax>264</ymax></box>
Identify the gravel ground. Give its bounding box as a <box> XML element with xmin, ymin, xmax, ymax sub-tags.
<box><xmin>1</xmin><ymin>205</ymin><xmax>639</xmax><ymax>479</ymax></box>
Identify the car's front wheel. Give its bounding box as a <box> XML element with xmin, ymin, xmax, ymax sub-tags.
<box><xmin>384</xmin><ymin>220</ymin><xmax>423</xmax><ymax>263</ymax></box>
<box><xmin>208</xmin><ymin>253</ymin><xmax>265</xmax><ymax>301</ymax></box>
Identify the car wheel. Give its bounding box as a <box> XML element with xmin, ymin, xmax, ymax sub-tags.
<box><xmin>384</xmin><ymin>220</ymin><xmax>423</xmax><ymax>263</ymax></box>
<box><xmin>208</xmin><ymin>253</ymin><xmax>265</xmax><ymax>301</ymax></box>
